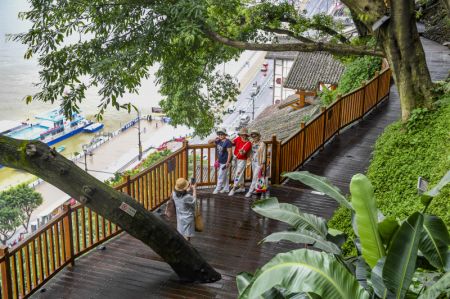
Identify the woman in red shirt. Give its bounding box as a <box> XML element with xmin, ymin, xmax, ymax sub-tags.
<box><xmin>229</xmin><ymin>128</ymin><xmax>252</xmax><ymax>196</ymax></box>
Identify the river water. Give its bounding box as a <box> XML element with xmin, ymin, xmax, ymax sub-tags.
<box><xmin>0</xmin><ymin>0</ymin><xmax>255</xmax><ymax>189</ymax></box>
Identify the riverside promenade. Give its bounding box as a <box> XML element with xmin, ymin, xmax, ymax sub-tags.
<box><xmin>29</xmin><ymin>119</ymin><xmax>191</xmax><ymax>227</ymax></box>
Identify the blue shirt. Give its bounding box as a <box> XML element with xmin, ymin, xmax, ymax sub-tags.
<box><xmin>215</xmin><ymin>139</ymin><xmax>232</xmax><ymax>164</ymax></box>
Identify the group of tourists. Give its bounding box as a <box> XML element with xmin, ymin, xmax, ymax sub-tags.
<box><xmin>211</xmin><ymin>127</ymin><xmax>267</xmax><ymax>198</ymax></box>
<box><xmin>169</xmin><ymin>127</ymin><xmax>269</xmax><ymax>241</ymax></box>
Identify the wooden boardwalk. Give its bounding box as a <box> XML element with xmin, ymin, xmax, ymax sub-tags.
<box><xmin>31</xmin><ymin>37</ymin><xmax>449</xmax><ymax>299</ymax></box>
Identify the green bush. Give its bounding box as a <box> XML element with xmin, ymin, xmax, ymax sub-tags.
<box><xmin>337</xmin><ymin>56</ymin><xmax>382</xmax><ymax>96</ymax></box>
<box><xmin>329</xmin><ymin>93</ymin><xmax>450</xmax><ymax>256</ymax></box>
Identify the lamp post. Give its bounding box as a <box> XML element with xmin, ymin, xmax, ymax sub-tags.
<box><xmin>252</xmin><ymin>94</ymin><xmax>255</xmax><ymax>120</ymax></box>
<box><xmin>82</xmin><ymin>144</ymin><xmax>88</xmax><ymax>172</ymax></box>
<box><xmin>137</xmin><ymin>110</ymin><xmax>143</xmax><ymax>161</ymax></box>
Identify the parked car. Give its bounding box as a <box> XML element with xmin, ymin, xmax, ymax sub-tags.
<box><xmin>227</xmin><ymin>104</ymin><xmax>236</xmax><ymax>113</ymax></box>
<box><xmin>250</xmin><ymin>85</ymin><xmax>261</xmax><ymax>97</ymax></box>
<box><xmin>239</xmin><ymin>114</ymin><xmax>250</xmax><ymax>126</ymax></box>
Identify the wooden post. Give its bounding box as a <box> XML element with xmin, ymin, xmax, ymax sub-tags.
<box><xmin>125</xmin><ymin>175</ymin><xmax>131</xmax><ymax>196</ymax></box>
<box><xmin>0</xmin><ymin>246</ymin><xmax>13</xmax><ymax>299</ymax></box>
<box><xmin>374</xmin><ymin>71</ymin><xmax>380</xmax><ymax>105</ymax></box>
<box><xmin>321</xmin><ymin>106</ymin><xmax>327</xmax><ymax>150</ymax></box>
<box><xmin>270</xmin><ymin>135</ymin><xmax>280</xmax><ymax>185</ymax></box>
<box><xmin>62</xmin><ymin>203</ymin><xmax>75</xmax><ymax>267</ymax></box>
<box><xmin>300</xmin><ymin>121</ymin><xmax>306</xmax><ymax>162</ymax></box>
<box><xmin>183</xmin><ymin>140</ymin><xmax>189</xmax><ymax>179</ymax></box>
<box><xmin>336</xmin><ymin>95</ymin><xmax>342</xmax><ymax>134</ymax></box>
<box><xmin>360</xmin><ymin>81</ymin><xmax>366</xmax><ymax>118</ymax></box>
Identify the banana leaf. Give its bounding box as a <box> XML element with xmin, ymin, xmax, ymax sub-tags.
<box><xmin>371</xmin><ymin>257</ymin><xmax>389</xmax><ymax>299</ymax></box>
<box><xmin>261</xmin><ymin>230</ymin><xmax>341</xmax><ymax>254</ymax></box>
<box><xmin>383</xmin><ymin>212</ymin><xmax>424</xmax><ymax>299</ymax></box>
<box><xmin>378</xmin><ymin>217</ymin><xmax>399</xmax><ymax>246</ymax></box>
<box><xmin>418</xmin><ymin>272</ymin><xmax>450</xmax><ymax>299</ymax></box>
<box><xmin>419</xmin><ymin>215</ymin><xmax>450</xmax><ymax>271</ymax></box>
<box><xmin>283</xmin><ymin>172</ymin><xmax>352</xmax><ymax>210</ymax></box>
<box><xmin>239</xmin><ymin>249</ymin><xmax>370</xmax><ymax>299</ymax></box>
<box><xmin>237</xmin><ymin>272</ymin><xmax>254</xmax><ymax>295</ymax></box>
<box><xmin>252</xmin><ymin>198</ymin><xmax>328</xmax><ymax>237</ymax></box>
<box><xmin>350</xmin><ymin>174</ymin><xmax>385</xmax><ymax>268</ymax></box>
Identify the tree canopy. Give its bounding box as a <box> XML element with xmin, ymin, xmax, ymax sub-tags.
<box><xmin>14</xmin><ymin>0</ymin><xmax>390</xmax><ymax>136</ymax></box>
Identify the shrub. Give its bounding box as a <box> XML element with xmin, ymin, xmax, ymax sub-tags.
<box><xmin>329</xmin><ymin>93</ymin><xmax>450</xmax><ymax>255</ymax></box>
<box><xmin>337</xmin><ymin>56</ymin><xmax>382</xmax><ymax>96</ymax></box>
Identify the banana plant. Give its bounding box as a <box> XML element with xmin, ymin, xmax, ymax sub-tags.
<box><xmin>239</xmin><ymin>171</ymin><xmax>450</xmax><ymax>299</ymax></box>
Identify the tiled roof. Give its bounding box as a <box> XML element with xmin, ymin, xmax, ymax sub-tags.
<box><xmin>284</xmin><ymin>52</ymin><xmax>345</xmax><ymax>90</ymax></box>
<box><xmin>249</xmin><ymin>101</ymin><xmax>319</xmax><ymax>142</ymax></box>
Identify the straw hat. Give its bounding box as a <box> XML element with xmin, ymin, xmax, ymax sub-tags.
<box><xmin>175</xmin><ymin>178</ymin><xmax>190</xmax><ymax>191</ymax></box>
<box><xmin>216</xmin><ymin>128</ymin><xmax>227</xmax><ymax>135</ymax></box>
<box><xmin>238</xmin><ymin>127</ymin><xmax>249</xmax><ymax>136</ymax></box>
<box><xmin>250</xmin><ymin>129</ymin><xmax>260</xmax><ymax>137</ymax></box>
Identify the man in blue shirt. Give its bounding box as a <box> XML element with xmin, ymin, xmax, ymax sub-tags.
<box><xmin>209</xmin><ymin>128</ymin><xmax>232</xmax><ymax>194</ymax></box>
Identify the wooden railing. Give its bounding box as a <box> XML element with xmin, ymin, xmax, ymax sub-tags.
<box><xmin>0</xmin><ymin>68</ymin><xmax>391</xmax><ymax>299</ymax></box>
<box><xmin>276</xmin><ymin>68</ymin><xmax>391</xmax><ymax>183</ymax></box>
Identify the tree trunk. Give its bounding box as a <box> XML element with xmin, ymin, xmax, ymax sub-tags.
<box><xmin>380</xmin><ymin>0</ymin><xmax>435</xmax><ymax>121</ymax></box>
<box><xmin>0</xmin><ymin>136</ymin><xmax>221</xmax><ymax>283</ymax></box>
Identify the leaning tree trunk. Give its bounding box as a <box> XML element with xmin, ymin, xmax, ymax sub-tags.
<box><xmin>0</xmin><ymin>135</ymin><xmax>221</xmax><ymax>283</ymax></box>
<box><xmin>380</xmin><ymin>0</ymin><xmax>435</xmax><ymax>121</ymax></box>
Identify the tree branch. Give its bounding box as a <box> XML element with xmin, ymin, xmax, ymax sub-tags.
<box><xmin>203</xmin><ymin>29</ymin><xmax>384</xmax><ymax>57</ymax></box>
<box><xmin>278</xmin><ymin>16</ymin><xmax>349</xmax><ymax>43</ymax></box>
<box><xmin>262</xmin><ymin>27</ymin><xmax>314</xmax><ymax>43</ymax></box>
<box><xmin>0</xmin><ymin>135</ymin><xmax>221</xmax><ymax>282</ymax></box>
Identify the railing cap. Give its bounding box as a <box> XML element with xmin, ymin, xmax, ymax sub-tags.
<box><xmin>0</xmin><ymin>245</ymin><xmax>9</xmax><ymax>256</ymax></box>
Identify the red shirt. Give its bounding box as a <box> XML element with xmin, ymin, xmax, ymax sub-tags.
<box><xmin>233</xmin><ymin>136</ymin><xmax>252</xmax><ymax>160</ymax></box>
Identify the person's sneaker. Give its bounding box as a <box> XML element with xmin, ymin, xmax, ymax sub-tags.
<box><xmin>213</xmin><ymin>188</ymin><xmax>219</xmax><ymax>195</ymax></box>
<box><xmin>245</xmin><ymin>191</ymin><xmax>252</xmax><ymax>198</ymax></box>
<box><xmin>235</xmin><ymin>187</ymin><xmax>246</xmax><ymax>193</ymax></box>
<box><xmin>220</xmin><ymin>188</ymin><xmax>229</xmax><ymax>193</ymax></box>
<box><xmin>228</xmin><ymin>189</ymin><xmax>235</xmax><ymax>196</ymax></box>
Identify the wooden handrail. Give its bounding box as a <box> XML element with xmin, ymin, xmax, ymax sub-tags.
<box><xmin>0</xmin><ymin>67</ymin><xmax>391</xmax><ymax>299</ymax></box>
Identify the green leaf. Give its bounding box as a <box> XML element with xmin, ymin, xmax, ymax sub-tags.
<box><xmin>419</xmin><ymin>215</ymin><xmax>450</xmax><ymax>271</ymax></box>
<box><xmin>423</xmin><ymin>170</ymin><xmax>450</xmax><ymax>198</ymax></box>
<box><xmin>378</xmin><ymin>217</ymin><xmax>399</xmax><ymax>246</ymax></box>
<box><xmin>283</xmin><ymin>172</ymin><xmax>352</xmax><ymax>210</ymax></box>
<box><xmin>237</xmin><ymin>272</ymin><xmax>254</xmax><ymax>295</ymax></box>
<box><xmin>239</xmin><ymin>249</ymin><xmax>369</xmax><ymax>299</ymax></box>
<box><xmin>383</xmin><ymin>212</ymin><xmax>424</xmax><ymax>299</ymax></box>
<box><xmin>350</xmin><ymin>174</ymin><xmax>385</xmax><ymax>268</ymax></box>
<box><xmin>252</xmin><ymin>198</ymin><xmax>328</xmax><ymax>237</ymax></box>
<box><xmin>371</xmin><ymin>257</ymin><xmax>388</xmax><ymax>299</ymax></box>
<box><xmin>261</xmin><ymin>231</ymin><xmax>341</xmax><ymax>254</ymax></box>
<box><xmin>418</xmin><ymin>272</ymin><xmax>450</xmax><ymax>299</ymax></box>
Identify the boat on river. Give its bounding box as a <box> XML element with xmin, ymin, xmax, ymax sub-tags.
<box><xmin>0</xmin><ymin>109</ymin><xmax>92</xmax><ymax>145</ymax></box>
<box><xmin>0</xmin><ymin>109</ymin><xmax>92</xmax><ymax>169</ymax></box>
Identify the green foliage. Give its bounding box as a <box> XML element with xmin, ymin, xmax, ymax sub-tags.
<box><xmin>318</xmin><ymin>85</ymin><xmax>338</xmax><ymax>106</ymax></box>
<box><xmin>242</xmin><ymin>171</ymin><xmax>450</xmax><ymax>299</ymax></box>
<box><xmin>0</xmin><ymin>184</ymin><xmax>43</xmax><ymax>235</ymax></box>
<box><xmin>252</xmin><ymin>197</ymin><xmax>328</xmax><ymax>237</ymax></box>
<box><xmin>13</xmin><ymin>0</ymin><xmax>350</xmax><ymax>137</ymax></box>
<box><xmin>0</xmin><ymin>184</ymin><xmax>43</xmax><ymax>244</ymax></box>
<box><xmin>0</xmin><ymin>195</ymin><xmax>21</xmax><ymax>245</ymax></box>
<box><xmin>238</xmin><ymin>249</ymin><xmax>369</xmax><ymax>299</ymax></box>
<box><xmin>329</xmin><ymin>93</ymin><xmax>450</xmax><ymax>256</ymax></box>
<box><xmin>383</xmin><ymin>212</ymin><xmax>424</xmax><ymax>299</ymax></box>
<box><xmin>337</xmin><ymin>56</ymin><xmax>382</xmax><ymax>96</ymax></box>
<box><xmin>350</xmin><ymin>174</ymin><xmax>385</xmax><ymax>268</ymax></box>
